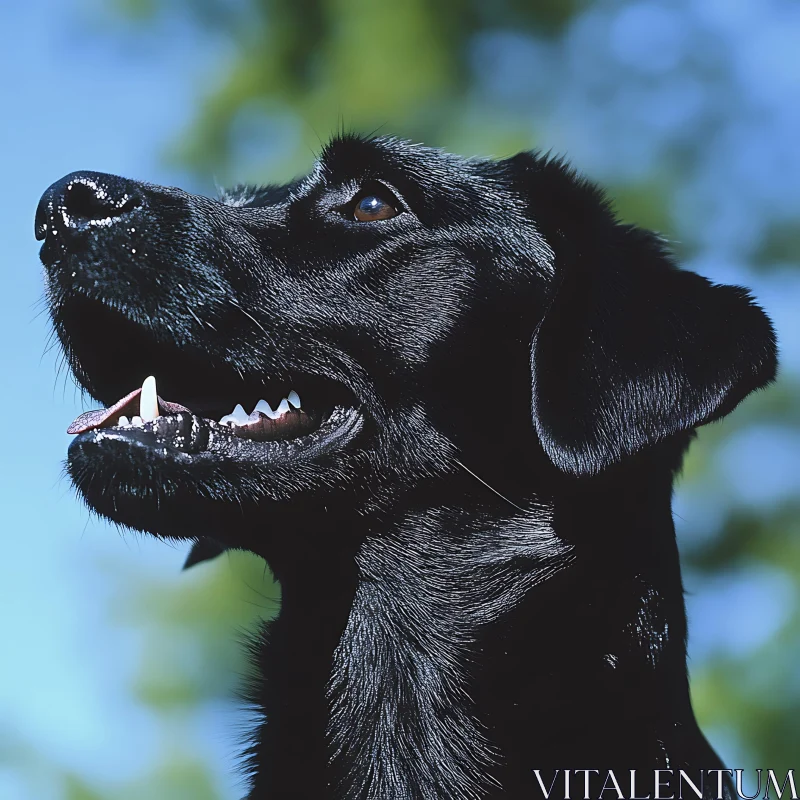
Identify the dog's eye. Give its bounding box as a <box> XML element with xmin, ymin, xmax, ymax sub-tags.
<box><xmin>353</xmin><ymin>192</ymin><xmax>398</xmax><ymax>222</ymax></box>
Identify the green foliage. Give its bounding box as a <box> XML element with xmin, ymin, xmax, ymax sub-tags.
<box><xmin>118</xmin><ymin>549</ymin><xmax>278</xmax><ymax>710</ymax></box>
<box><xmin>64</xmin><ymin>775</ymin><xmax>107</xmax><ymax>800</ymax></box>
<box><xmin>111</xmin><ymin>0</ymin><xmax>588</xmax><ymax>184</ymax></box>
<box><xmin>755</xmin><ymin>222</ymin><xmax>800</xmax><ymax>269</ymax></box>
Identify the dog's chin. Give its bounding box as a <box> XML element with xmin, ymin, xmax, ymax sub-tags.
<box><xmin>67</xmin><ymin>405</ymin><xmax>366</xmax><ymax>540</ymax></box>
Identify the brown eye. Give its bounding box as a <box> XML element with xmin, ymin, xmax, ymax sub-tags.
<box><xmin>353</xmin><ymin>193</ymin><xmax>398</xmax><ymax>222</ymax></box>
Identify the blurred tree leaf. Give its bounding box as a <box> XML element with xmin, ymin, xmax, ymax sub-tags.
<box><xmin>64</xmin><ymin>775</ymin><xmax>106</xmax><ymax>800</ymax></box>
<box><xmin>754</xmin><ymin>220</ymin><xmax>800</xmax><ymax>270</ymax></box>
<box><xmin>109</xmin><ymin>549</ymin><xmax>277</xmax><ymax>708</ymax></box>
<box><xmin>106</xmin><ymin>0</ymin><xmax>591</xmax><ymax>183</ymax></box>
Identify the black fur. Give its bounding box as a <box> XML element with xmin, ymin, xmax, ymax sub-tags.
<box><xmin>36</xmin><ymin>135</ymin><xmax>777</xmax><ymax>799</ymax></box>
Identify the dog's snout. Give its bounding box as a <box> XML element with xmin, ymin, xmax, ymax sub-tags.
<box><xmin>35</xmin><ymin>171</ymin><xmax>144</xmax><ymax>243</ymax></box>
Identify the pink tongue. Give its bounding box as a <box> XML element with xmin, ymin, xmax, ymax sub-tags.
<box><xmin>67</xmin><ymin>388</ymin><xmax>192</xmax><ymax>434</ymax></box>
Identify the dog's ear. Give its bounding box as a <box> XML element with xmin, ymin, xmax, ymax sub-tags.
<box><xmin>514</xmin><ymin>154</ymin><xmax>777</xmax><ymax>477</ymax></box>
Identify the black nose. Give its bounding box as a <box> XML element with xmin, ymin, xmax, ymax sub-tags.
<box><xmin>35</xmin><ymin>171</ymin><xmax>144</xmax><ymax>243</ymax></box>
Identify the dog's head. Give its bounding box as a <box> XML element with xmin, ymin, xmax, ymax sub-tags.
<box><xmin>37</xmin><ymin>136</ymin><xmax>776</xmax><ymax>558</ymax></box>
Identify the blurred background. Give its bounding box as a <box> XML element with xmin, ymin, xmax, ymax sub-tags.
<box><xmin>1</xmin><ymin>0</ymin><xmax>799</xmax><ymax>797</ymax></box>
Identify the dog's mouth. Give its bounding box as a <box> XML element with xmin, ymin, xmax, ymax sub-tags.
<box><xmin>62</xmin><ymin>298</ymin><xmax>363</xmax><ymax>462</ymax></box>
<box><xmin>69</xmin><ymin>374</ymin><xmax>334</xmax><ymax>441</ymax></box>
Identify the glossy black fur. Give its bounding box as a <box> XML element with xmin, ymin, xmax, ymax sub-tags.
<box><xmin>37</xmin><ymin>136</ymin><xmax>777</xmax><ymax>799</ymax></box>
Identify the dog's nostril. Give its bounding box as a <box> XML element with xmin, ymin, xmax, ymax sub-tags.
<box><xmin>35</xmin><ymin>171</ymin><xmax>145</xmax><ymax>243</ymax></box>
<box><xmin>63</xmin><ymin>179</ymin><xmax>142</xmax><ymax>226</ymax></box>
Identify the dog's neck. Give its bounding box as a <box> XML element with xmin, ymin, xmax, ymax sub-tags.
<box><xmin>325</xmin><ymin>502</ymin><xmax>571</xmax><ymax>800</ymax></box>
<box><xmin>244</xmin><ymin>470</ymin><xmax>720</xmax><ymax>800</ymax></box>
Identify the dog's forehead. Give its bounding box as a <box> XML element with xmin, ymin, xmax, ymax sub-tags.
<box><xmin>220</xmin><ymin>135</ymin><xmax>532</xmax><ymax>228</ymax></box>
<box><xmin>310</xmin><ymin>135</ymin><xmax>525</xmax><ymax>220</ymax></box>
<box><xmin>301</xmin><ymin>134</ymin><xmax>506</xmax><ymax>199</ymax></box>
<box><xmin>219</xmin><ymin>137</ymin><xmax>464</xmax><ymax>207</ymax></box>
<box><xmin>318</xmin><ymin>135</ymin><xmax>463</xmax><ymax>178</ymax></box>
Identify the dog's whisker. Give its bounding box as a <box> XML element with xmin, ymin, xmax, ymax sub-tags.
<box><xmin>452</xmin><ymin>458</ymin><xmax>527</xmax><ymax>514</ymax></box>
<box><xmin>228</xmin><ymin>297</ymin><xmax>270</xmax><ymax>337</ymax></box>
<box><xmin>186</xmin><ymin>305</ymin><xmax>205</xmax><ymax>329</ymax></box>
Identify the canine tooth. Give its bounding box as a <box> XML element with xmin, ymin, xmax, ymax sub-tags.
<box><xmin>254</xmin><ymin>399</ymin><xmax>280</xmax><ymax>420</ymax></box>
<box><xmin>132</xmin><ymin>415</ymin><xmax>144</xmax><ymax>426</ymax></box>
<box><xmin>140</xmin><ymin>375</ymin><xmax>160</xmax><ymax>422</ymax></box>
<box><xmin>275</xmin><ymin>398</ymin><xmax>290</xmax><ymax>416</ymax></box>
<box><xmin>118</xmin><ymin>416</ymin><xmax>129</xmax><ymax>427</ymax></box>
<box><xmin>287</xmin><ymin>390</ymin><xmax>301</xmax><ymax>409</ymax></box>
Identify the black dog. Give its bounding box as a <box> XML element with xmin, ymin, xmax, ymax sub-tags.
<box><xmin>36</xmin><ymin>135</ymin><xmax>776</xmax><ymax>800</ymax></box>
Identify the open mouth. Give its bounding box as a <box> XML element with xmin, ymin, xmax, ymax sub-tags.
<box><xmin>62</xmin><ymin>298</ymin><xmax>363</xmax><ymax>461</ymax></box>
<box><xmin>68</xmin><ymin>369</ymin><xmax>362</xmax><ymax>462</ymax></box>
<box><xmin>71</xmin><ymin>376</ymin><xmax>326</xmax><ymax>441</ymax></box>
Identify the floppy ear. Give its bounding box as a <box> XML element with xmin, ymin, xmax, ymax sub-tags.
<box><xmin>521</xmin><ymin>155</ymin><xmax>777</xmax><ymax>477</ymax></box>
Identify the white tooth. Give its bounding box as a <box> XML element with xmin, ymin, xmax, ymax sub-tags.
<box><xmin>140</xmin><ymin>375</ymin><xmax>159</xmax><ymax>422</ymax></box>
<box><xmin>231</xmin><ymin>403</ymin><xmax>249</xmax><ymax>423</ymax></box>
<box><xmin>287</xmin><ymin>390</ymin><xmax>301</xmax><ymax>409</ymax></box>
<box><xmin>118</xmin><ymin>416</ymin><xmax>129</xmax><ymax>427</ymax></box>
<box><xmin>247</xmin><ymin>411</ymin><xmax>262</xmax><ymax>423</ymax></box>
<box><xmin>275</xmin><ymin>398</ymin><xmax>290</xmax><ymax>416</ymax></box>
<box><xmin>254</xmin><ymin>399</ymin><xmax>280</xmax><ymax>420</ymax></box>
<box><xmin>220</xmin><ymin>403</ymin><xmax>250</xmax><ymax>426</ymax></box>
<box><xmin>132</xmin><ymin>415</ymin><xmax>144</xmax><ymax>426</ymax></box>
